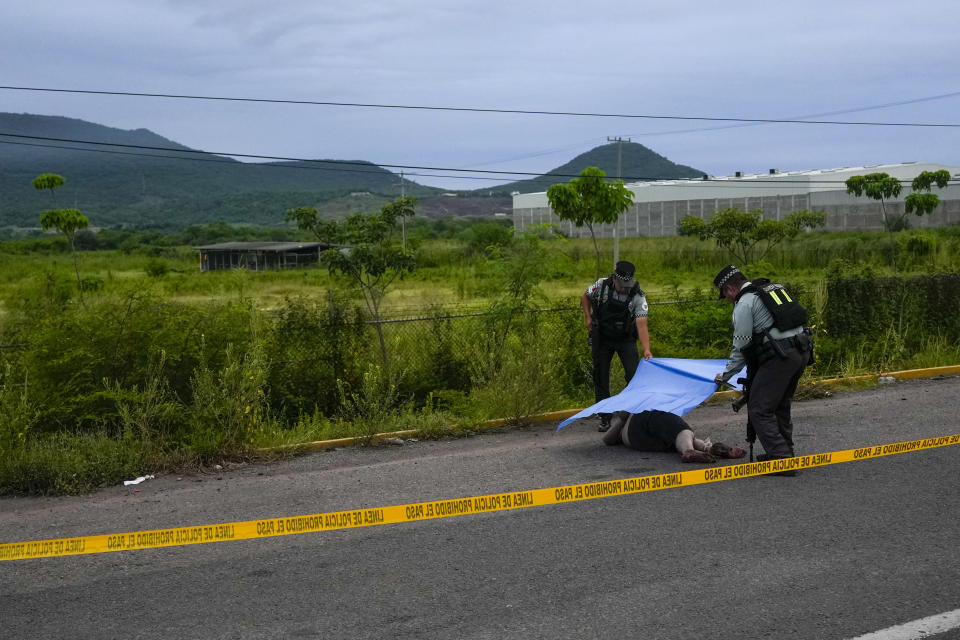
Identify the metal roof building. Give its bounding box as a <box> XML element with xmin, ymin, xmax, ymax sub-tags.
<box><xmin>196</xmin><ymin>241</ymin><xmax>338</xmax><ymax>272</ymax></box>
<box><xmin>512</xmin><ymin>162</ymin><xmax>960</xmax><ymax>237</ymax></box>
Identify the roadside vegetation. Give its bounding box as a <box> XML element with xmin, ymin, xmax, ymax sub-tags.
<box><xmin>2</xmin><ymin>212</ymin><xmax>960</xmax><ymax>496</ymax></box>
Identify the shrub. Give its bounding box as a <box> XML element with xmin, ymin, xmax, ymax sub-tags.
<box><xmin>469</xmin><ymin>342</ymin><xmax>566</xmax><ymax>424</ymax></box>
<box><xmin>393</xmin><ymin>311</ymin><xmax>474</xmax><ymax>403</ymax></box>
<box><xmin>658</xmin><ymin>301</ymin><xmax>731</xmax><ymax>355</ymax></box>
<box><xmin>824</xmin><ymin>272</ymin><xmax>960</xmax><ymax>342</ymax></box>
<box><xmin>336</xmin><ymin>362</ymin><xmax>404</xmax><ymax>442</ymax></box>
<box><xmin>144</xmin><ymin>259</ymin><xmax>169</xmax><ymax>278</ymax></box>
<box><xmin>460</xmin><ymin>221</ymin><xmax>514</xmax><ymax>255</ymax></box>
<box><xmin>185</xmin><ymin>343</ymin><xmax>271</xmax><ymax>459</ymax></box>
<box><xmin>110</xmin><ymin>352</ymin><xmax>187</xmax><ymax>445</ymax></box>
<box><xmin>263</xmin><ymin>295</ymin><xmax>367</xmax><ymax>420</ymax></box>
<box><xmin>0</xmin><ymin>365</ymin><xmax>37</xmax><ymax>453</ymax></box>
<box><xmin>0</xmin><ymin>432</ymin><xmax>145</xmax><ymax>496</ymax></box>
<box><xmin>2</xmin><ymin>281</ymin><xmax>256</xmax><ymax>433</ymax></box>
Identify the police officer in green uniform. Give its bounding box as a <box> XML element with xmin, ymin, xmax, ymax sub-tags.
<box><xmin>712</xmin><ymin>265</ymin><xmax>813</xmax><ymax>474</ymax></box>
<box><xmin>581</xmin><ymin>260</ymin><xmax>652</xmax><ymax>431</ymax></box>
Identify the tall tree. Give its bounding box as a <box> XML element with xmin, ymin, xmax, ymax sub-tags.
<box><xmin>904</xmin><ymin>169</ymin><xmax>951</xmax><ymax>220</ymax></box>
<box><xmin>39</xmin><ymin>208</ymin><xmax>90</xmax><ymax>291</ymax></box>
<box><xmin>286</xmin><ymin>196</ymin><xmax>417</xmax><ymax>365</ymax></box>
<box><xmin>546</xmin><ymin>167</ymin><xmax>634</xmax><ymax>277</ymax></box>
<box><xmin>33</xmin><ymin>174</ymin><xmax>89</xmax><ymax>293</ymax></box>
<box><xmin>678</xmin><ymin>207</ymin><xmax>826</xmax><ymax>264</ymax></box>
<box><xmin>844</xmin><ymin>173</ymin><xmax>904</xmax><ymax>231</ymax></box>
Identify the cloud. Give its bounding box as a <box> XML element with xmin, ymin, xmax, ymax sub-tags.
<box><xmin>1</xmin><ymin>0</ymin><xmax>958</xmax><ymax>188</ymax></box>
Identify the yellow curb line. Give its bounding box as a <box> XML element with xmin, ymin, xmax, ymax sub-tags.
<box><xmin>883</xmin><ymin>364</ymin><xmax>960</xmax><ymax>380</ymax></box>
<box><xmin>260</xmin><ymin>365</ymin><xmax>960</xmax><ymax>454</ymax></box>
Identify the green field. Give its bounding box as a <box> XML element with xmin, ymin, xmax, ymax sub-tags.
<box><xmin>7</xmin><ymin>228</ymin><xmax>957</xmax><ymax>309</ymax></box>
<box><xmin>2</xmin><ymin>223</ymin><xmax>959</xmax><ymax>495</ymax></box>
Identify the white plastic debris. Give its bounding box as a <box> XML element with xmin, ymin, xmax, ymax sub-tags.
<box><xmin>123</xmin><ymin>475</ymin><xmax>155</xmax><ymax>486</ymax></box>
<box><xmin>878</xmin><ymin>376</ymin><xmax>896</xmax><ymax>384</ymax></box>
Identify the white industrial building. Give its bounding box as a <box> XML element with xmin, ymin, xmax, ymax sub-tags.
<box><xmin>512</xmin><ymin>162</ymin><xmax>960</xmax><ymax>237</ymax></box>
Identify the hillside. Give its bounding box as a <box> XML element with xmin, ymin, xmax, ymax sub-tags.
<box><xmin>0</xmin><ymin>113</ymin><xmax>440</xmax><ymax>229</ymax></box>
<box><xmin>0</xmin><ymin>114</ymin><xmax>699</xmax><ymax>229</ymax></box>
<box><xmin>493</xmin><ymin>141</ymin><xmax>704</xmax><ymax>195</ymax></box>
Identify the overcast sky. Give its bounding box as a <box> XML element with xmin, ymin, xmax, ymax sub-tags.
<box><xmin>2</xmin><ymin>0</ymin><xmax>959</xmax><ymax>190</ymax></box>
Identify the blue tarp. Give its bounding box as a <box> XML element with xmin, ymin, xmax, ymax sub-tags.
<box><xmin>556</xmin><ymin>358</ymin><xmax>745</xmax><ymax>430</ymax></box>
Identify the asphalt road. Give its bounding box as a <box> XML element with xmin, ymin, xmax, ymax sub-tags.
<box><xmin>2</xmin><ymin>376</ymin><xmax>959</xmax><ymax>639</ymax></box>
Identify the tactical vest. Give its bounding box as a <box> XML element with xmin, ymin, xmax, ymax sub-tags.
<box><xmin>737</xmin><ymin>278</ymin><xmax>808</xmax><ymax>331</ymax></box>
<box><xmin>595</xmin><ymin>277</ymin><xmax>643</xmax><ymax>340</ymax></box>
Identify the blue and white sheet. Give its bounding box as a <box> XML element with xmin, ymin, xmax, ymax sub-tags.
<box><xmin>556</xmin><ymin>358</ymin><xmax>745</xmax><ymax>430</ymax></box>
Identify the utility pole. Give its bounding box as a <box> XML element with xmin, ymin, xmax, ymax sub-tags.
<box><xmin>607</xmin><ymin>136</ymin><xmax>630</xmax><ymax>266</ymax></box>
<box><xmin>399</xmin><ymin>170</ymin><xmax>406</xmax><ymax>250</ymax></box>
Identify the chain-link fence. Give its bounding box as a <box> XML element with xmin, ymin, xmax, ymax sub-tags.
<box><xmin>261</xmin><ymin>297</ymin><xmax>737</xmax><ymax>421</ymax></box>
<box><xmin>0</xmin><ymin>287</ymin><xmax>824</xmax><ymax>432</ymax></box>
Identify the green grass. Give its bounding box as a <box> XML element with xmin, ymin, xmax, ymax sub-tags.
<box><xmin>7</xmin><ymin>228</ymin><xmax>959</xmax><ymax>316</ymax></box>
<box><xmin>3</xmin><ymin>225</ymin><xmax>960</xmax><ymax>495</ymax></box>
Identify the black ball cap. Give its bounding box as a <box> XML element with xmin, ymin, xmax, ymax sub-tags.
<box><xmin>614</xmin><ymin>260</ymin><xmax>635</xmax><ymax>279</ymax></box>
<box><xmin>613</xmin><ymin>261</ymin><xmax>636</xmax><ymax>286</ymax></box>
<box><xmin>713</xmin><ymin>264</ymin><xmax>740</xmax><ymax>298</ymax></box>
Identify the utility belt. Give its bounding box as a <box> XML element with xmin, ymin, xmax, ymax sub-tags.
<box><xmin>743</xmin><ymin>328</ymin><xmax>814</xmax><ymax>365</ymax></box>
<box><xmin>595</xmin><ymin>315</ymin><xmax>638</xmax><ymax>341</ymax></box>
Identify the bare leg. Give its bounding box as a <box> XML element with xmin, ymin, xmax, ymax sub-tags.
<box><xmin>674</xmin><ymin>429</ymin><xmax>696</xmax><ymax>453</ymax></box>
<box><xmin>675</xmin><ymin>430</ymin><xmax>712</xmax><ymax>453</ymax></box>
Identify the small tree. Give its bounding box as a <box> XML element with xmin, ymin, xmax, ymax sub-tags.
<box><xmin>904</xmin><ymin>169</ymin><xmax>951</xmax><ymax>220</ymax></box>
<box><xmin>845</xmin><ymin>173</ymin><xmax>904</xmax><ymax>231</ymax></box>
<box><xmin>480</xmin><ymin>232</ymin><xmax>551</xmax><ymax>376</ymax></box>
<box><xmin>33</xmin><ymin>174</ymin><xmax>90</xmax><ymax>292</ymax></box>
<box><xmin>39</xmin><ymin>208</ymin><xmax>90</xmax><ymax>286</ymax></box>
<box><xmin>678</xmin><ymin>207</ymin><xmax>826</xmax><ymax>264</ymax></box>
<box><xmin>286</xmin><ymin>196</ymin><xmax>416</xmax><ymax>365</ymax></box>
<box><xmin>546</xmin><ymin>167</ymin><xmax>634</xmax><ymax>277</ymax></box>
<box><xmin>461</xmin><ymin>220</ymin><xmax>514</xmax><ymax>256</ymax></box>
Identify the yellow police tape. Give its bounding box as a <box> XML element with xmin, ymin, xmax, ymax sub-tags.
<box><xmin>2</xmin><ymin>433</ymin><xmax>958</xmax><ymax>562</ymax></box>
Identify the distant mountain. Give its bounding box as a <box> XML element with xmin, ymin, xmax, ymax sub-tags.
<box><xmin>0</xmin><ymin>114</ymin><xmax>702</xmax><ymax>229</ymax></box>
<box><xmin>0</xmin><ymin>113</ymin><xmax>439</xmax><ymax>229</ymax></box>
<box><xmin>493</xmin><ymin>141</ymin><xmax>705</xmax><ymax>195</ymax></box>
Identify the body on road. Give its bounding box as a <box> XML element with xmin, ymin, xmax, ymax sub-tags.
<box><xmin>602</xmin><ymin>409</ymin><xmax>746</xmax><ymax>463</ymax></box>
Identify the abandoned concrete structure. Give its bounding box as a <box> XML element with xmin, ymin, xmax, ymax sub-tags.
<box><xmin>196</xmin><ymin>241</ymin><xmax>337</xmax><ymax>272</ymax></box>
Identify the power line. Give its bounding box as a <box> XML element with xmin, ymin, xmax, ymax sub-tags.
<box><xmin>0</xmin><ymin>139</ymin><xmax>488</xmax><ymax>181</ymax></box>
<box><xmin>0</xmin><ymin>139</ymin><xmax>520</xmax><ymax>184</ymax></box>
<box><xmin>625</xmin><ymin>90</ymin><xmax>960</xmax><ymax>139</ymax></box>
<box><xmin>475</xmin><ymin>91</ymin><xmax>960</xmax><ymax>167</ymax></box>
<box><xmin>0</xmin><ymin>132</ymin><xmax>543</xmax><ymax>179</ymax></box>
<box><xmin>2</xmin><ymin>85</ymin><xmax>959</xmax><ymax>128</ymax></box>
<box><xmin>1</xmin><ymin>133</ymin><xmax>956</xmax><ymax>188</ymax></box>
